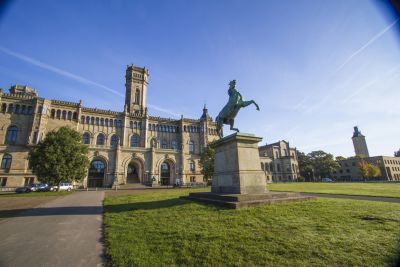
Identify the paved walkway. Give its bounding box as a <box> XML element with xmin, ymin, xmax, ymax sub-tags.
<box><xmin>0</xmin><ymin>191</ymin><xmax>105</xmax><ymax>267</ymax></box>
<box><xmin>303</xmin><ymin>192</ymin><xmax>400</xmax><ymax>203</ymax></box>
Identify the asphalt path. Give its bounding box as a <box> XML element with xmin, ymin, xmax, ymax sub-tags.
<box><xmin>0</xmin><ymin>191</ymin><xmax>104</xmax><ymax>267</ymax></box>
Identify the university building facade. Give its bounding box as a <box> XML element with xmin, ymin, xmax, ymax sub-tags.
<box><xmin>0</xmin><ymin>65</ymin><xmax>219</xmax><ymax>188</ymax></box>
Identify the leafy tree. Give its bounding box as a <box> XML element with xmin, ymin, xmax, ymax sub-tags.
<box><xmin>359</xmin><ymin>159</ymin><xmax>381</xmax><ymax>180</ymax></box>
<box><xmin>308</xmin><ymin>151</ymin><xmax>340</xmax><ymax>179</ymax></box>
<box><xmin>297</xmin><ymin>151</ymin><xmax>314</xmax><ymax>181</ymax></box>
<box><xmin>335</xmin><ymin>156</ymin><xmax>346</xmax><ymax>161</ymax></box>
<box><xmin>28</xmin><ymin>127</ymin><xmax>90</xmax><ymax>190</ymax></box>
<box><xmin>199</xmin><ymin>141</ymin><xmax>216</xmax><ymax>182</ymax></box>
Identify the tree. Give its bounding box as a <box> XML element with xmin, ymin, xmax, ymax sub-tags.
<box><xmin>335</xmin><ymin>156</ymin><xmax>346</xmax><ymax>161</ymax></box>
<box><xmin>308</xmin><ymin>150</ymin><xmax>340</xmax><ymax>180</ymax></box>
<box><xmin>395</xmin><ymin>149</ymin><xmax>400</xmax><ymax>157</ymax></box>
<box><xmin>28</xmin><ymin>127</ymin><xmax>90</xmax><ymax>190</ymax></box>
<box><xmin>297</xmin><ymin>151</ymin><xmax>314</xmax><ymax>181</ymax></box>
<box><xmin>359</xmin><ymin>159</ymin><xmax>381</xmax><ymax>180</ymax></box>
<box><xmin>199</xmin><ymin>141</ymin><xmax>216</xmax><ymax>182</ymax></box>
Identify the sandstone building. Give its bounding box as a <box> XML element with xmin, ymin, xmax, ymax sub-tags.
<box><xmin>258</xmin><ymin>140</ymin><xmax>300</xmax><ymax>182</ymax></box>
<box><xmin>0</xmin><ymin>65</ymin><xmax>219</xmax><ymax>188</ymax></box>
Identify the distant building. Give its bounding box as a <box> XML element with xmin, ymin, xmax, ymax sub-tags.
<box><xmin>333</xmin><ymin>156</ymin><xmax>400</xmax><ymax>181</ymax></box>
<box><xmin>352</xmin><ymin>126</ymin><xmax>369</xmax><ymax>157</ymax></box>
<box><xmin>332</xmin><ymin>126</ymin><xmax>400</xmax><ymax>181</ymax></box>
<box><xmin>258</xmin><ymin>140</ymin><xmax>300</xmax><ymax>182</ymax></box>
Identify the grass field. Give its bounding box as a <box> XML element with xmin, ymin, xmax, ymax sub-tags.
<box><xmin>269</xmin><ymin>182</ymin><xmax>400</xmax><ymax>198</ymax></box>
<box><xmin>104</xmin><ymin>188</ymin><xmax>400</xmax><ymax>266</ymax></box>
<box><xmin>0</xmin><ymin>191</ymin><xmax>72</xmax><ymax>197</ymax></box>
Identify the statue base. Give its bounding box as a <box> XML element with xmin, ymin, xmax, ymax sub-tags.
<box><xmin>187</xmin><ymin>133</ymin><xmax>315</xmax><ymax>208</ymax></box>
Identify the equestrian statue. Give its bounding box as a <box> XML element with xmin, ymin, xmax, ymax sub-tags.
<box><xmin>216</xmin><ymin>80</ymin><xmax>260</xmax><ymax>138</ymax></box>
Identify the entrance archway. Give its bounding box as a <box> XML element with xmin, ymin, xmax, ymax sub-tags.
<box><xmin>88</xmin><ymin>160</ymin><xmax>106</xmax><ymax>187</ymax></box>
<box><xmin>127</xmin><ymin>162</ymin><xmax>140</xmax><ymax>183</ymax></box>
<box><xmin>160</xmin><ymin>162</ymin><xmax>171</xmax><ymax>185</ymax></box>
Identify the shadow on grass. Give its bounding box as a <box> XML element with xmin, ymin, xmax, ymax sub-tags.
<box><xmin>104</xmin><ymin>197</ymin><xmax>195</xmax><ymax>213</ymax></box>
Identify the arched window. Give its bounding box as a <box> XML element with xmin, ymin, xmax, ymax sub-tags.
<box><xmin>1</xmin><ymin>154</ymin><xmax>12</xmax><ymax>169</ymax></box>
<box><xmin>62</xmin><ymin>110</ymin><xmax>67</xmax><ymax>120</ymax></box>
<box><xmin>134</xmin><ymin>121</ymin><xmax>137</xmax><ymax>129</ymax></box>
<box><xmin>37</xmin><ymin>105</ymin><xmax>43</xmax><ymax>114</ymax></box>
<box><xmin>91</xmin><ymin>117</ymin><xmax>95</xmax><ymax>125</ymax></box>
<box><xmin>105</xmin><ymin>118</ymin><xmax>108</xmax><ymax>126</ymax></box>
<box><xmin>96</xmin><ymin>134</ymin><xmax>105</xmax><ymax>145</ymax></box>
<box><xmin>172</xmin><ymin>140</ymin><xmax>178</xmax><ymax>150</ymax></box>
<box><xmin>161</xmin><ymin>139</ymin><xmax>168</xmax><ymax>149</ymax></box>
<box><xmin>184</xmin><ymin>125</ymin><xmax>187</xmax><ymax>132</ymax></box>
<box><xmin>130</xmin><ymin>121</ymin><xmax>133</xmax><ymax>129</ymax></box>
<box><xmin>67</xmin><ymin>111</ymin><xmax>72</xmax><ymax>120</ymax></box>
<box><xmin>135</xmin><ymin>89</ymin><xmax>140</xmax><ymax>104</ymax></box>
<box><xmin>189</xmin><ymin>160</ymin><xmax>195</xmax><ymax>172</ymax></box>
<box><xmin>82</xmin><ymin>133</ymin><xmax>90</xmax><ymax>144</ymax></box>
<box><xmin>110</xmin><ymin>119</ymin><xmax>113</xmax><ymax>127</ymax></box>
<box><xmin>110</xmin><ymin>135</ymin><xmax>119</xmax><ymax>147</ymax></box>
<box><xmin>5</xmin><ymin>126</ymin><xmax>18</xmax><ymax>144</ymax></box>
<box><xmin>189</xmin><ymin>141</ymin><xmax>195</xmax><ymax>154</ymax></box>
<box><xmin>130</xmin><ymin>135</ymin><xmax>140</xmax><ymax>147</ymax></box>
<box><xmin>15</xmin><ymin>104</ymin><xmax>21</xmax><ymax>114</ymax></box>
<box><xmin>8</xmin><ymin>104</ymin><xmax>14</xmax><ymax>113</ymax></box>
<box><xmin>138</xmin><ymin>122</ymin><xmax>142</xmax><ymax>129</ymax></box>
<box><xmin>21</xmin><ymin>105</ymin><xmax>26</xmax><ymax>114</ymax></box>
<box><xmin>86</xmin><ymin>116</ymin><xmax>90</xmax><ymax>124</ymax></box>
<box><xmin>81</xmin><ymin>116</ymin><xmax>85</xmax><ymax>124</ymax></box>
<box><xmin>50</xmin><ymin>109</ymin><xmax>55</xmax><ymax>118</ymax></box>
<box><xmin>56</xmin><ymin>110</ymin><xmax>61</xmax><ymax>119</ymax></box>
<box><xmin>1</xmin><ymin>103</ymin><xmax>7</xmax><ymax>113</ymax></box>
<box><xmin>73</xmin><ymin>112</ymin><xmax>77</xmax><ymax>120</ymax></box>
<box><xmin>148</xmin><ymin>124</ymin><xmax>152</xmax><ymax>130</ymax></box>
<box><xmin>100</xmin><ymin>118</ymin><xmax>104</xmax><ymax>126</ymax></box>
<box><xmin>96</xmin><ymin>118</ymin><xmax>99</xmax><ymax>125</ymax></box>
<box><xmin>152</xmin><ymin>124</ymin><xmax>155</xmax><ymax>131</ymax></box>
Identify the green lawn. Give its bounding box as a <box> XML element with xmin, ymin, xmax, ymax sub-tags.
<box><xmin>269</xmin><ymin>182</ymin><xmax>400</xmax><ymax>198</ymax></box>
<box><xmin>104</xmin><ymin>188</ymin><xmax>400</xmax><ymax>266</ymax></box>
<box><xmin>0</xmin><ymin>191</ymin><xmax>72</xmax><ymax>197</ymax></box>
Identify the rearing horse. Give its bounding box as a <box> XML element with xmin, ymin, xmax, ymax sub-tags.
<box><xmin>216</xmin><ymin>80</ymin><xmax>260</xmax><ymax>138</ymax></box>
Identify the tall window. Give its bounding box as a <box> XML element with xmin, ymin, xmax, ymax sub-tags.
<box><xmin>91</xmin><ymin>117</ymin><xmax>95</xmax><ymax>125</ymax></box>
<box><xmin>96</xmin><ymin>134</ymin><xmax>105</xmax><ymax>145</ymax></box>
<box><xmin>1</xmin><ymin>103</ymin><xmax>6</xmax><ymax>113</ymax></box>
<box><xmin>56</xmin><ymin>110</ymin><xmax>61</xmax><ymax>119</ymax></box>
<box><xmin>81</xmin><ymin>116</ymin><xmax>85</xmax><ymax>124</ymax></box>
<box><xmin>15</xmin><ymin>105</ymin><xmax>21</xmax><ymax>114</ymax></box>
<box><xmin>21</xmin><ymin>105</ymin><xmax>26</xmax><ymax>114</ymax></box>
<box><xmin>82</xmin><ymin>133</ymin><xmax>90</xmax><ymax>144</ymax></box>
<box><xmin>1</xmin><ymin>154</ymin><xmax>12</xmax><ymax>169</ymax></box>
<box><xmin>5</xmin><ymin>126</ymin><xmax>18</xmax><ymax>144</ymax></box>
<box><xmin>62</xmin><ymin>110</ymin><xmax>67</xmax><ymax>120</ymax></box>
<box><xmin>86</xmin><ymin>116</ymin><xmax>90</xmax><ymax>124</ymax></box>
<box><xmin>37</xmin><ymin>105</ymin><xmax>43</xmax><ymax>114</ymax></box>
<box><xmin>189</xmin><ymin>160</ymin><xmax>195</xmax><ymax>172</ymax></box>
<box><xmin>110</xmin><ymin>135</ymin><xmax>119</xmax><ymax>147</ymax></box>
<box><xmin>131</xmin><ymin>135</ymin><xmax>140</xmax><ymax>147</ymax></box>
<box><xmin>67</xmin><ymin>111</ymin><xmax>72</xmax><ymax>120</ymax></box>
<box><xmin>110</xmin><ymin>119</ymin><xmax>113</xmax><ymax>127</ymax></box>
<box><xmin>135</xmin><ymin>89</ymin><xmax>140</xmax><ymax>104</ymax></box>
<box><xmin>73</xmin><ymin>112</ymin><xmax>77</xmax><ymax>120</ymax></box>
<box><xmin>172</xmin><ymin>140</ymin><xmax>178</xmax><ymax>150</ymax></box>
<box><xmin>151</xmin><ymin>138</ymin><xmax>157</xmax><ymax>148</ymax></box>
<box><xmin>8</xmin><ymin>104</ymin><xmax>14</xmax><ymax>113</ymax></box>
<box><xmin>96</xmin><ymin>118</ymin><xmax>99</xmax><ymax>125</ymax></box>
<box><xmin>189</xmin><ymin>141</ymin><xmax>195</xmax><ymax>154</ymax></box>
<box><xmin>105</xmin><ymin>119</ymin><xmax>108</xmax><ymax>126</ymax></box>
<box><xmin>161</xmin><ymin>139</ymin><xmax>168</xmax><ymax>149</ymax></box>
<box><xmin>100</xmin><ymin>118</ymin><xmax>104</xmax><ymax>126</ymax></box>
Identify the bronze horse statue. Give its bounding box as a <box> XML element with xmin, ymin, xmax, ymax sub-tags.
<box><xmin>216</xmin><ymin>80</ymin><xmax>260</xmax><ymax>138</ymax></box>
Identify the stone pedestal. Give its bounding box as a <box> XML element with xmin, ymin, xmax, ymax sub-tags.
<box><xmin>187</xmin><ymin>132</ymin><xmax>315</xmax><ymax>209</ymax></box>
<box><xmin>211</xmin><ymin>133</ymin><xmax>266</xmax><ymax>194</ymax></box>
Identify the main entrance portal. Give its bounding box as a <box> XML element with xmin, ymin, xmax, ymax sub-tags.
<box><xmin>160</xmin><ymin>162</ymin><xmax>171</xmax><ymax>185</ymax></box>
<box><xmin>127</xmin><ymin>162</ymin><xmax>140</xmax><ymax>183</ymax></box>
<box><xmin>88</xmin><ymin>160</ymin><xmax>105</xmax><ymax>187</ymax></box>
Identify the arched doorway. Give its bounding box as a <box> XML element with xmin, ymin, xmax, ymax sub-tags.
<box><xmin>160</xmin><ymin>162</ymin><xmax>171</xmax><ymax>185</ymax></box>
<box><xmin>127</xmin><ymin>162</ymin><xmax>140</xmax><ymax>183</ymax></box>
<box><xmin>88</xmin><ymin>160</ymin><xmax>106</xmax><ymax>187</ymax></box>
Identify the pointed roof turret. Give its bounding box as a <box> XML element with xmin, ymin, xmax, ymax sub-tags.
<box><xmin>200</xmin><ymin>104</ymin><xmax>211</xmax><ymax>120</ymax></box>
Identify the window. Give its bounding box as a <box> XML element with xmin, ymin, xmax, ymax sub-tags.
<box><xmin>277</xmin><ymin>164</ymin><xmax>281</xmax><ymax>172</ymax></box>
<box><xmin>189</xmin><ymin>141</ymin><xmax>195</xmax><ymax>154</ymax></box>
<box><xmin>38</xmin><ymin>105</ymin><xmax>43</xmax><ymax>114</ymax></box>
<box><xmin>5</xmin><ymin>126</ymin><xmax>18</xmax><ymax>144</ymax></box>
<box><xmin>100</xmin><ymin>118</ymin><xmax>104</xmax><ymax>126</ymax></box>
<box><xmin>24</xmin><ymin>177</ymin><xmax>34</xmax><ymax>186</ymax></box>
<box><xmin>135</xmin><ymin>89</ymin><xmax>140</xmax><ymax>104</ymax></box>
<box><xmin>96</xmin><ymin>118</ymin><xmax>99</xmax><ymax>125</ymax></box>
<box><xmin>161</xmin><ymin>139</ymin><xmax>168</xmax><ymax>149</ymax></box>
<box><xmin>131</xmin><ymin>135</ymin><xmax>140</xmax><ymax>147</ymax></box>
<box><xmin>33</xmin><ymin>132</ymin><xmax>38</xmax><ymax>144</ymax></box>
<box><xmin>56</xmin><ymin>110</ymin><xmax>61</xmax><ymax>119</ymax></box>
<box><xmin>86</xmin><ymin>116</ymin><xmax>90</xmax><ymax>124</ymax></box>
<box><xmin>67</xmin><ymin>111</ymin><xmax>72</xmax><ymax>120</ymax></box>
<box><xmin>151</xmin><ymin>138</ymin><xmax>157</xmax><ymax>148</ymax></box>
<box><xmin>96</xmin><ymin>134</ymin><xmax>105</xmax><ymax>145</ymax></box>
<box><xmin>62</xmin><ymin>110</ymin><xmax>67</xmax><ymax>120</ymax></box>
<box><xmin>105</xmin><ymin>118</ymin><xmax>108</xmax><ymax>126</ymax></box>
<box><xmin>82</xmin><ymin>133</ymin><xmax>90</xmax><ymax>144</ymax></box>
<box><xmin>138</xmin><ymin>122</ymin><xmax>142</xmax><ymax>129</ymax></box>
<box><xmin>190</xmin><ymin>176</ymin><xmax>196</xmax><ymax>182</ymax></box>
<box><xmin>8</xmin><ymin>104</ymin><xmax>14</xmax><ymax>113</ymax></box>
<box><xmin>91</xmin><ymin>117</ymin><xmax>95</xmax><ymax>125</ymax></box>
<box><xmin>275</xmin><ymin>151</ymin><xmax>279</xmax><ymax>158</ymax></box>
<box><xmin>110</xmin><ymin>119</ymin><xmax>113</xmax><ymax>127</ymax></box>
<box><xmin>189</xmin><ymin>160</ymin><xmax>195</xmax><ymax>172</ymax></box>
<box><xmin>1</xmin><ymin>103</ymin><xmax>6</xmax><ymax>113</ymax></box>
<box><xmin>117</xmin><ymin>120</ymin><xmax>122</xmax><ymax>128</ymax></box>
<box><xmin>261</xmin><ymin>163</ymin><xmax>264</xmax><ymax>171</ymax></box>
<box><xmin>73</xmin><ymin>112</ymin><xmax>77</xmax><ymax>120</ymax></box>
<box><xmin>0</xmin><ymin>177</ymin><xmax>7</xmax><ymax>187</ymax></box>
<box><xmin>15</xmin><ymin>104</ymin><xmax>20</xmax><ymax>114</ymax></box>
<box><xmin>172</xmin><ymin>140</ymin><xmax>178</xmax><ymax>150</ymax></box>
<box><xmin>1</xmin><ymin>154</ymin><xmax>12</xmax><ymax>169</ymax></box>
<box><xmin>111</xmin><ymin>135</ymin><xmax>119</xmax><ymax>147</ymax></box>
<box><xmin>81</xmin><ymin>116</ymin><xmax>85</xmax><ymax>124</ymax></box>
<box><xmin>130</xmin><ymin>121</ymin><xmax>133</xmax><ymax>129</ymax></box>
<box><xmin>134</xmin><ymin>121</ymin><xmax>137</xmax><ymax>129</ymax></box>
<box><xmin>21</xmin><ymin>105</ymin><xmax>26</xmax><ymax>114</ymax></box>
<box><xmin>283</xmin><ymin>149</ymin><xmax>287</xmax><ymax>156</ymax></box>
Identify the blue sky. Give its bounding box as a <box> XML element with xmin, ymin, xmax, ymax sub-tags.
<box><xmin>0</xmin><ymin>0</ymin><xmax>399</xmax><ymax>157</ymax></box>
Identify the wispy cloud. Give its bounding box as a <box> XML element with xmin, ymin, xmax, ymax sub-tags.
<box><xmin>334</xmin><ymin>18</ymin><xmax>399</xmax><ymax>73</ymax></box>
<box><xmin>0</xmin><ymin>46</ymin><xmax>181</xmax><ymax>117</ymax></box>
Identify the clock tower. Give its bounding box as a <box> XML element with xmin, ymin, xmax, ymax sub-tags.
<box><xmin>125</xmin><ymin>65</ymin><xmax>148</xmax><ymax>114</ymax></box>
